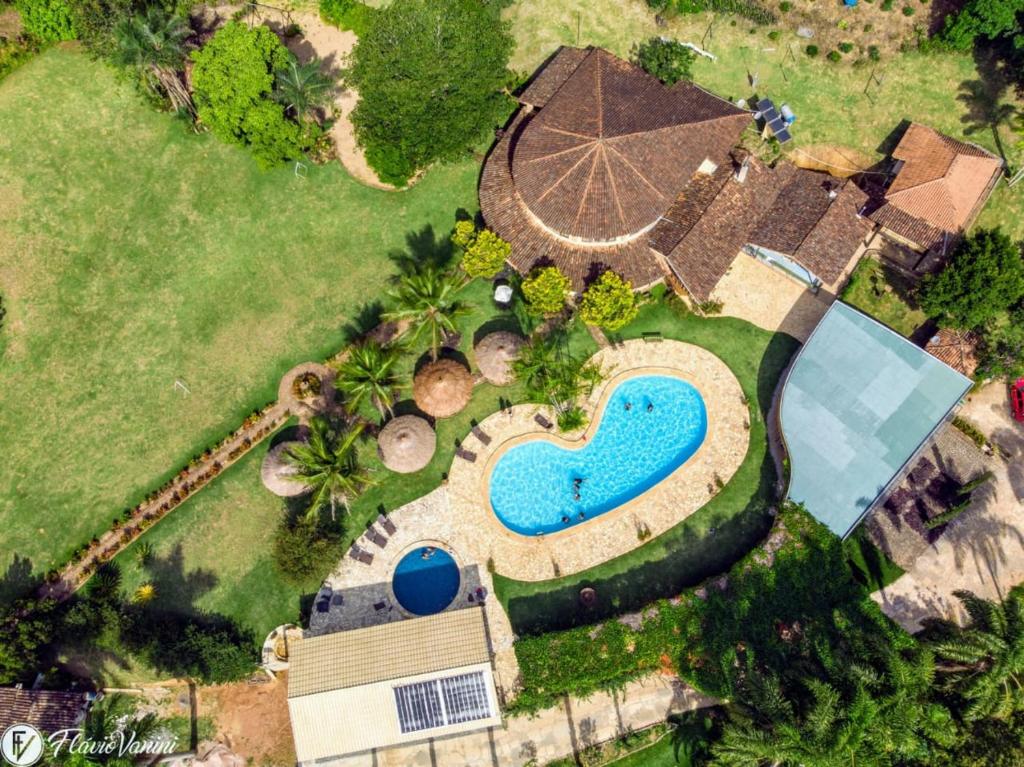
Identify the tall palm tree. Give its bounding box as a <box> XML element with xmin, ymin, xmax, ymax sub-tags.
<box><xmin>383</xmin><ymin>267</ymin><xmax>470</xmax><ymax>361</ymax></box>
<box><xmin>933</xmin><ymin>588</ymin><xmax>1024</xmax><ymax>721</ymax></box>
<box><xmin>274</xmin><ymin>59</ymin><xmax>335</xmax><ymax>122</ymax></box>
<box><xmin>111</xmin><ymin>7</ymin><xmax>195</xmax><ymax>118</ymax></box>
<box><xmin>78</xmin><ymin>694</ymin><xmax>161</xmax><ymax>765</ymax></box>
<box><xmin>285</xmin><ymin>416</ymin><xmax>374</xmax><ymax>522</ymax></box>
<box><xmin>512</xmin><ymin>329</ymin><xmax>603</xmax><ymax>413</ymax></box>
<box><xmin>335</xmin><ymin>340</ymin><xmax>402</xmax><ymax>418</ymax></box>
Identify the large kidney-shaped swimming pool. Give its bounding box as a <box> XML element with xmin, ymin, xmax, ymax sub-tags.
<box><xmin>489</xmin><ymin>375</ymin><xmax>707</xmax><ymax>535</ymax></box>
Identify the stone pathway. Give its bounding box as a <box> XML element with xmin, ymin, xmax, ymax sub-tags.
<box><xmin>872</xmin><ymin>382</ymin><xmax>1024</xmax><ymax>631</ymax></box>
<box><xmin>324</xmin><ymin>672</ymin><xmax>715</xmax><ymax>767</ymax></box>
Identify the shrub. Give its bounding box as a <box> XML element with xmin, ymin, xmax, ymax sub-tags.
<box><xmin>902</xmin><ymin>4</ymin><xmax>915</xmax><ymax>15</ymax></box>
<box><xmin>0</xmin><ymin>38</ymin><xmax>40</xmax><ymax>84</ymax></box>
<box><xmin>779</xmin><ymin>0</ymin><xmax>791</xmax><ymax>10</ymax></box>
<box><xmin>319</xmin><ymin>0</ymin><xmax>376</xmax><ymax>36</ymax></box>
<box><xmin>556</xmin><ymin>405</ymin><xmax>588</xmax><ymax>433</ymax></box>
<box><xmin>767</xmin><ymin>29</ymin><xmax>780</xmax><ymax>40</ymax></box>
<box><xmin>66</xmin><ymin>0</ymin><xmax>133</xmax><ymax>49</ymax></box>
<box><xmin>579</xmin><ymin>270</ymin><xmax>638</xmax><ymax>331</ymax></box>
<box><xmin>363</xmin><ymin>142</ymin><xmax>416</xmax><ymax>187</ymax></box>
<box><xmin>868</xmin><ymin>44</ymin><xmax>881</xmax><ymax>61</ymax></box>
<box><xmin>952</xmin><ymin>415</ymin><xmax>988</xmax><ymax>449</ymax></box>
<box><xmin>347</xmin><ymin>0</ymin><xmax>514</xmax><ymax>183</ymax></box>
<box><xmin>522</xmin><ymin>266</ymin><xmax>571</xmax><ymax>316</ymax></box>
<box><xmin>805</xmin><ymin>44</ymin><xmax>819</xmax><ymax>56</ymax></box>
<box><xmin>881</xmin><ymin>0</ymin><xmax>893</xmax><ymax>9</ymax></box>
<box><xmin>631</xmin><ymin>37</ymin><xmax>696</xmax><ymax>85</ymax></box>
<box><xmin>827</xmin><ymin>50</ymin><xmax>842</xmax><ymax>62</ymax></box>
<box><xmin>14</xmin><ymin>0</ymin><xmax>76</xmax><ymax>40</ymax></box>
<box><xmin>864</xmin><ymin>23</ymin><xmax>874</xmax><ymax>32</ymax></box>
<box><xmin>191</xmin><ymin>22</ymin><xmax>311</xmax><ymax>168</ymax></box>
<box><xmin>460</xmin><ymin>229</ymin><xmax>511</xmax><ymax>279</ymax></box>
<box><xmin>272</xmin><ymin>515</ymin><xmax>345</xmax><ymax>584</ymax></box>
<box><xmin>838</xmin><ymin>41</ymin><xmax>854</xmax><ymax>53</ymax></box>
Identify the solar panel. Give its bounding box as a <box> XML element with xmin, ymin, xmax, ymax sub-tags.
<box><xmin>767</xmin><ymin>116</ymin><xmax>786</xmax><ymax>134</ymax></box>
<box><xmin>774</xmin><ymin>127</ymin><xmax>793</xmax><ymax>143</ymax></box>
<box><xmin>757</xmin><ymin>98</ymin><xmax>774</xmax><ymax>113</ymax></box>
<box><xmin>394</xmin><ymin>671</ymin><xmax>492</xmax><ymax>734</ymax></box>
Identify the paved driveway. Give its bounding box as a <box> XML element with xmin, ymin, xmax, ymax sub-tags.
<box><xmin>873</xmin><ymin>382</ymin><xmax>1024</xmax><ymax>631</ymax></box>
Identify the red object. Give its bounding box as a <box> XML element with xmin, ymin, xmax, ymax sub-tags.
<box><xmin>1012</xmin><ymin>378</ymin><xmax>1024</xmax><ymax>422</ymax></box>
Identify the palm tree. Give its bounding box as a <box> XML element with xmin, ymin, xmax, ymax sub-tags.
<box><xmin>933</xmin><ymin>588</ymin><xmax>1024</xmax><ymax>721</ymax></box>
<box><xmin>79</xmin><ymin>694</ymin><xmax>161</xmax><ymax>765</ymax></box>
<box><xmin>383</xmin><ymin>267</ymin><xmax>470</xmax><ymax>361</ymax></box>
<box><xmin>335</xmin><ymin>340</ymin><xmax>402</xmax><ymax>418</ymax></box>
<box><xmin>284</xmin><ymin>416</ymin><xmax>375</xmax><ymax>522</ymax></box>
<box><xmin>274</xmin><ymin>59</ymin><xmax>335</xmax><ymax>122</ymax></box>
<box><xmin>512</xmin><ymin>329</ymin><xmax>603</xmax><ymax>414</ymax></box>
<box><xmin>111</xmin><ymin>7</ymin><xmax>195</xmax><ymax>119</ymax></box>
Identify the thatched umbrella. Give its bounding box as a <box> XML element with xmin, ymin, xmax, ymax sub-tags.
<box><xmin>413</xmin><ymin>359</ymin><xmax>474</xmax><ymax>418</ymax></box>
<box><xmin>377</xmin><ymin>415</ymin><xmax>436</xmax><ymax>473</ymax></box>
<box><xmin>474</xmin><ymin>331</ymin><xmax>525</xmax><ymax>385</ymax></box>
<box><xmin>260</xmin><ymin>442</ymin><xmax>311</xmax><ymax>497</ymax></box>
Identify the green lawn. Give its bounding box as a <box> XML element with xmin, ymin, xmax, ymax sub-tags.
<box><xmin>0</xmin><ymin>47</ymin><xmax>479</xmax><ymax>583</ymax></box>
<box><xmin>493</xmin><ymin>299</ymin><xmax>800</xmax><ymax>636</ymax></box>
<box><xmin>506</xmin><ymin>0</ymin><xmax>1024</xmax><ymax>241</ymax></box>
<box><xmin>841</xmin><ymin>258</ymin><xmax>929</xmax><ymax>338</ymax></box>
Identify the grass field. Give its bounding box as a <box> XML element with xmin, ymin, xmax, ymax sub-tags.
<box><xmin>493</xmin><ymin>299</ymin><xmax>800</xmax><ymax>636</ymax></box>
<box><xmin>506</xmin><ymin>0</ymin><xmax>1024</xmax><ymax>240</ymax></box>
<box><xmin>0</xmin><ymin>47</ymin><xmax>479</xmax><ymax>582</ymax></box>
<box><xmin>841</xmin><ymin>258</ymin><xmax>929</xmax><ymax>338</ymax></box>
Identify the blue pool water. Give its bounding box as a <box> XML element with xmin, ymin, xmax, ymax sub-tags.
<box><xmin>392</xmin><ymin>547</ymin><xmax>461</xmax><ymax>615</ymax></box>
<box><xmin>489</xmin><ymin>375</ymin><xmax>707</xmax><ymax>535</ymax></box>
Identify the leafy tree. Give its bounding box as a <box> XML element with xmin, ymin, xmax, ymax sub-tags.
<box><xmin>111</xmin><ymin>6</ymin><xmax>195</xmax><ymax>118</ymax></box>
<box><xmin>190</xmin><ymin>22</ymin><xmax>311</xmax><ymax>168</ymax></box>
<box><xmin>125</xmin><ymin>612</ymin><xmax>257</xmax><ymax>684</ymax></box>
<box><xmin>285</xmin><ymin>416</ymin><xmax>374</xmax><ymax>521</ymax></box>
<box><xmin>632</xmin><ymin>37</ymin><xmax>696</xmax><ymax>85</ymax></box>
<box><xmin>0</xmin><ymin>599</ymin><xmax>54</xmax><ymax>684</ymax></box>
<box><xmin>451</xmin><ymin>220</ymin><xmax>476</xmax><ymax>251</ymax></box>
<box><xmin>15</xmin><ymin>0</ymin><xmax>76</xmax><ymax>40</ymax></box>
<box><xmin>933</xmin><ymin>588</ymin><xmax>1024</xmax><ymax>721</ymax></box>
<box><xmin>919</xmin><ymin>228</ymin><xmax>1024</xmax><ymax>330</ymax></box>
<box><xmin>579</xmin><ymin>270</ymin><xmax>638</xmax><ymax>330</ymax></box>
<box><xmin>66</xmin><ymin>0</ymin><xmax>133</xmax><ymax>50</ymax></box>
<box><xmin>939</xmin><ymin>0</ymin><xmax>1024</xmax><ymax>52</ymax></box>
<box><xmin>383</xmin><ymin>266</ymin><xmax>470</xmax><ymax>360</ymax></box>
<box><xmin>522</xmin><ymin>265</ymin><xmax>571</xmax><ymax>316</ymax></box>
<box><xmin>460</xmin><ymin>229</ymin><xmax>510</xmax><ymax>279</ymax></box>
<box><xmin>977</xmin><ymin>307</ymin><xmax>1024</xmax><ymax>380</ymax></box>
<box><xmin>335</xmin><ymin>340</ymin><xmax>402</xmax><ymax>417</ymax></box>
<box><xmin>274</xmin><ymin>59</ymin><xmax>335</xmax><ymax>122</ymax></box>
<box><xmin>346</xmin><ymin>0</ymin><xmax>514</xmax><ymax>184</ymax></box>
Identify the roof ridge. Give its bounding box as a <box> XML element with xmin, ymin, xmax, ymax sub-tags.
<box><xmin>536</xmin><ymin>143</ymin><xmax>599</xmax><ymax>203</ymax></box>
<box><xmin>603</xmin><ymin>110</ymin><xmax>750</xmax><ymax>142</ymax></box>
<box><xmin>887</xmin><ymin>175</ymin><xmax>959</xmax><ymax>215</ymax></box>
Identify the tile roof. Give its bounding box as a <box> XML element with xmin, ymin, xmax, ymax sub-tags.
<box><xmin>517</xmin><ymin>46</ymin><xmax>590</xmax><ymax>108</ymax></box>
<box><xmin>511</xmin><ymin>48</ymin><xmax>751</xmax><ymax>243</ymax></box>
<box><xmin>868</xmin><ymin>123</ymin><xmax>1002</xmax><ymax>251</ymax></box>
<box><xmin>658</xmin><ymin>160</ymin><xmax>869</xmax><ymax>300</ymax></box>
<box><xmin>287</xmin><ymin>608</ymin><xmax>491</xmax><ymax>699</ymax></box>
<box><xmin>0</xmin><ymin>688</ymin><xmax>91</xmax><ymax>733</ymax></box>
<box><xmin>925</xmin><ymin>328</ymin><xmax>980</xmax><ymax>378</ymax></box>
<box><xmin>480</xmin><ymin>111</ymin><xmax>667</xmax><ymax>290</ymax></box>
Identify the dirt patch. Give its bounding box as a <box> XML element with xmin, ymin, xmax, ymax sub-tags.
<box><xmin>789</xmin><ymin>143</ymin><xmax>877</xmax><ymax>177</ymax></box>
<box><xmin>199</xmin><ymin>675</ymin><xmax>295</xmax><ymax>767</ymax></box>
<box><xmin>0</xmin><ymin>8</ymin><xmax>23</xmax><ymax>39</ymax></box>
<box><xmin>766</xmin><ymin>0</ymin><xmax>952</xmax><ymax>59</ymax></box>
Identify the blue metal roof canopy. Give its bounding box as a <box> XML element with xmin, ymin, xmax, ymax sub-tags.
<box><xmin>780</xmin><ymin>302</ymin><xmax>972</xmax><ymax>538</ymax></box>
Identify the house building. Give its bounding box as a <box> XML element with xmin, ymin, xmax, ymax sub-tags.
<box><xmin>286</xmin><ymin>607</ymin><xmax>501</xmax><ymax>765</ymax></box>
<box><xmin>864</xmin><ymin>122</ymin><xmax>1003</xmax><ymax>261</ymax></box>
<box><xmin>0</xmin><ymin>687</ymin><xmax>92</xmax><ymax>734</ymax></box>
<box><xmin>480</xmin><ymin>46</ymin><xmax>872</xmax><ymax>304</ymax></box>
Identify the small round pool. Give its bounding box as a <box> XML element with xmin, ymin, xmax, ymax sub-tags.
<box><xmin>392</xmin><ymin>546</ymin><xmax>460</xmax><ymax>615</ymax></box>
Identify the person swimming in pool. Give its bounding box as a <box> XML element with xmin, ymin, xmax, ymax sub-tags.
<box><xmin>647</xmin><ymin>402</ymin><xmax>654</xmax><ymax>412</ymax></box>
<box><xmin>578</xmin><ymin>511</ymin><xmax>586</xmax><ymax>520</ymax></box>
<box><xmin>573</xmin><ymin>492</ymin><xmax>581</xmax><ymax>501</ymax></box>
<box><xmin>562</xmin><ymin>515</ymin><xmax>570</xmax><ymax>524</ymax></box>
<box><xmin>625</xmin><ymin>401</ymin><xmax>632</xmax><ymax>411</ymax></box>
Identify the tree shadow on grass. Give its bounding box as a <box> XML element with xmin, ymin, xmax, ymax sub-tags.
<box><xmin>388</xmin><ymin>224</ymin><xmax>455</xmax><ymax>278</ymax></box>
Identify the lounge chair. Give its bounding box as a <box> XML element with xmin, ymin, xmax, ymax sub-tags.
<box><xmin>348</xmin><ymin>544</ymin><xmax>374</xmax><ymax>565</ymax></box>
<box><xmin>377</xmin><ymin>513</ymin><xmax>397</xmax><ymax>536</ymax></box>
<box><xmin>365</xmin><ymin>526</ymin><xmax>388</xmax><ymax>549</ymax></box>
<box><xmin>471</xmin><ymin>425</ymin><xmax>492</xmax><ymax>446</ymax></box>
<box><xmin>534</xmin><ymin>413</ymin><xmax>553</xmax><ymax>429</ymax></box>
<box><xmin>373</xmin><ymin>599</ymin><xmax>391</xmax><ymax>611</ymax></box>
<box><xmin>456</xmin><ymin>446</ymin><xmax>477</xmax><ymax>462</ymax></box>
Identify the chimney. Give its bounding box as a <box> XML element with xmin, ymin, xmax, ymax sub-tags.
<box><xmin>735</xmin><ymin>157</ymin><xmax>751</xmax><ymax>184</ymax></box>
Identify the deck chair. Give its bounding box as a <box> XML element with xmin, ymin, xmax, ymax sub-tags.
<box><xmin>377</xmin><ymin>513</ymin><xmax>397</xmax><ymax>536</ymax></box>
<box><xmin>471</xmin><ymin>425</ymin><xmax>492</xmax><ymax>446</ymax></box>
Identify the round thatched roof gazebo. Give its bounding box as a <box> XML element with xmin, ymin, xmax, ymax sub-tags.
<box><xmin>473</xmin><ymin>331</ymin><xmax>524</xmax><ymax>386</ymax></box>
<box><xmin>413</xmin><ymin>359</ymin><xmax>474</xmax><ymax>418</ymax></box>
<box><xmin>377</xmin><ymin>415</ymin><xmax>436</xmax><ymax>474</ymax></box>
<box><xmin>260</xmin><ymin>442</ymin><xmax>311</xmax><ymax>497</ymax></box>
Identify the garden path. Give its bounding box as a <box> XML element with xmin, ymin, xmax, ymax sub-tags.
<box><xmin>280</xmin><ymin>12</ymin><xmax>394</xmax><ymax>190</ymax></box>
<box><xmin>872</xmin><ymin>382</ymin><xmax>1024</xmax><ymax>631</ymax></box>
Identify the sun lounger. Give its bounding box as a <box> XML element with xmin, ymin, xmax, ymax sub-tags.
<box><xmin>377</xmin><ymin>513</ymin><xmax>397</xmax><ymax>536</ymax></box>
<box><xmin>374</xmin><ymin>600</ymin><xmax>391</xmax><ymax>611</ymax></box>
<box><xmin>456</xmin><ymin>446</ymin><xmax>478</xmax><ymax>462</ymax></box>
<box><xmin>365</xmin><ymin>526</ymin><xmax>388</xmax><ymax>549</ymax></box>
<box><xmin>534</xmin><ymin>413</ymin><xmax>553</xmax><ymax>429</ymax></box>
<box><xmin>348</xmin><ymin>544</ymin><xmax>374</xmax><ymax>565</ymax></box>
<box><xmin>471</xmin><ymin>425</ymin><xmax>492</xmax><ymax>446</ymax></box>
